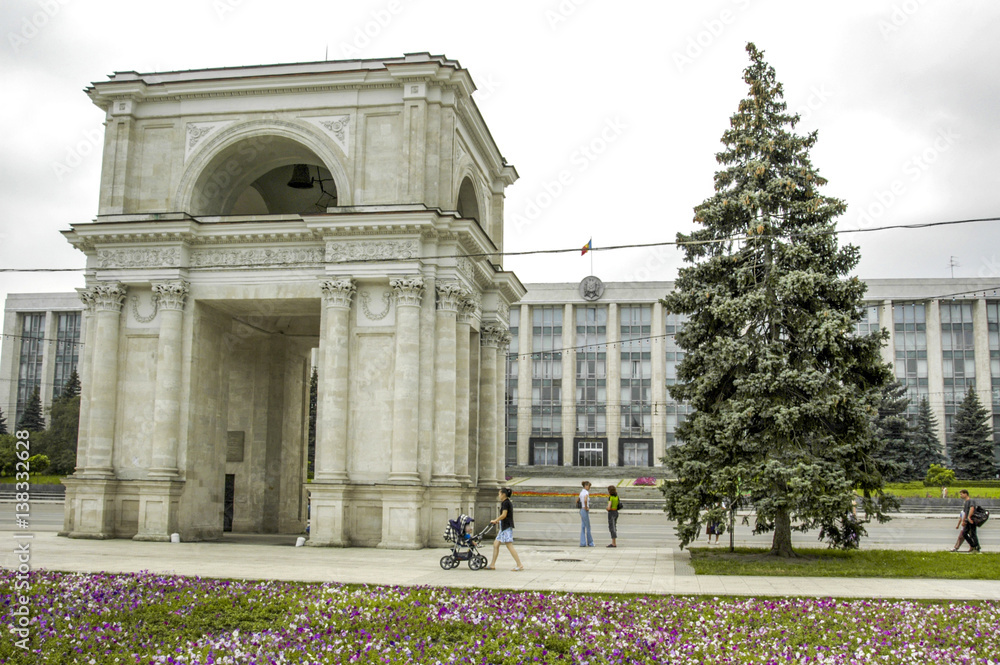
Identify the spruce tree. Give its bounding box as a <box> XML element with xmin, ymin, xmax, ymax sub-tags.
<box><xmin>59</xmin><ymin>370</ymin><xmax>81</xmax><ymax>400</ymax></box>
<box><xmin>874</xmin><ymin>380</ymin><xmax>913</xmax><ymax>481</ymax></box>
<box><xmin>16</xmin><ymin>386</ymin><xmax>45</xmax><ymax>432</ymax></box>
<box><xmin>949</xmin><ymin>386</ymin><xmax>996</xmax><ymax>480</ymax></box>
<box><xmin>0</xmin><ymin>406</ymin><xmax>7</xmax><ymax>435</ymax></box>
<box><xmin>910</xmin><ymin>397</ymin><xmax>945</xmax><ymax>477</ymax></box>
<box><xmin>661</xmin><ymin>43</ymin><xmax>895</xmax><ymax>556</ymax></box>
<box><xmin>308</xmin><ymin>366</ymin><xmax>318</xmax><ymax>478</ymax></box>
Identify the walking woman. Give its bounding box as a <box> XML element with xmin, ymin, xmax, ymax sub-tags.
<box><xmin>606</xmin><ymin>485</ymin><xmax>621</xmax><ymax>548</ymax></box>
<box><xmin>488</xmin><ymin>487</ymin><xmax>524</xmax><ymax>571</ymax></box>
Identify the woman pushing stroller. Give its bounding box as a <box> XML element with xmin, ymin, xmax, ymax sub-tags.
<box><xmin>488</xmin><ymin>487</ymin><xmax>524</xmax><ymax>571</ymax></box>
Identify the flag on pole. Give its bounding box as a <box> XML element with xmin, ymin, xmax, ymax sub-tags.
<box><xmin>581</xmin><ymin>239</ymin><xmax>592</xmax><ymax>255</ymax></box>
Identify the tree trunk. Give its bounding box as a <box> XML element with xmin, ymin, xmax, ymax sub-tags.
<box><xmin>769</xmin><ymin>507</ymin><xmax>796</xmax><ymax>557</ymax></box>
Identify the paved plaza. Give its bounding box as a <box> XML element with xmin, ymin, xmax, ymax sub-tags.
<box><xmin>5</xmin><ymin>525</ymin><xmax>999</xmax><ymax>601</ymax></box>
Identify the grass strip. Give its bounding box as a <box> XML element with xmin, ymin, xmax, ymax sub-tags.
<box><xmin>689</xmin><ymin>547</ymin><xmax>1000</xmax><ymax>579</ymax></box>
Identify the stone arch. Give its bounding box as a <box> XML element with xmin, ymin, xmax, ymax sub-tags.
<box><xmin>176</xmin><ymin>119</ymin><xmax>353</xmax><ymax>215</ymax></box>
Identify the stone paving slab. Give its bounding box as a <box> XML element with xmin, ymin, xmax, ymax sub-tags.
<box><xmin>4</xmin><ymin>531</ymin><xmax>1000</xmax><ymax>601</ymax></box>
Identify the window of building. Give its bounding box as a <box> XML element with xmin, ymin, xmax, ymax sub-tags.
<box><xmin>576</xmin><ymin>440</ymin><xmax>605</xmax><ymax>467</ymax></box>
<box><xmin>530</xmin><ymin>439</ymin><xmax>561</xmax><ymax>466</ymax></box>
<box><xmin>893</xmin><ymin>302</ymin><xmax>928</xmax><ymax>420</ymax></box>
<box><xmin>664</xmin><ymin>312</ymin><xmax>693</xmax><ymax>444</ymax></box>
<box><xmin>620</xmin><ymin>305</ymin><xmax>652</xmax><ymax>436</ymax></box>
<box><xmin>576</xmin><ymin>306</ymin><xmax>607</xmax><ymax>435</ymax></box>
<box><xmin>941</xmin><ymin>301</ymin><xmax>975</xmax><ymax>441</ymax></box>
<box><xmin>16</xmin><ymin>313</ymin><xmax>45</xmax><ymax>423</ymax></box>
<box><xmin>531</xmin><ymin>306</ymin><xmax>562</xmax><ymax>436</ymax></box>
<box><xmin>505</xmin><ymin>308</ymin><xmax>519</xmax><ymax>466</ymax></box>
<box><xmin>621</xmin><ymin>439</ymin><xmax>652</xmax><ymax>466</ymax></box>
<box><xmin>987</xmin><ymin>302</ymin><xmax>1000</xmax><ymax>461</ymax></box>
<box><xmin>854</xmin><ymin>304</ymin><xmax>881</xmax><ymax>337</ymax></box>
<box><xmin>53</xmin><ymin>312</ymin><xmax>81</xmax><ymax>400</ymax></box>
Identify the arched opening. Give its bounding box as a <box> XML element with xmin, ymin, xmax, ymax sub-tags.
<box><xmin>456</xmin><ymin>177</ymin><xmax>480</xmax><ymax>222</ymax></box>
<box><xmin>190</xmin><ymin>135</ymin><xmax>339</xmax><ymax>215</ymax></box>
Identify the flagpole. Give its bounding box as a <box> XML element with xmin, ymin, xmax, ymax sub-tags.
<box><xmin>590</xmin><ymin>240</ymin><xmax>594</xmax><ymax>275</ymax></box>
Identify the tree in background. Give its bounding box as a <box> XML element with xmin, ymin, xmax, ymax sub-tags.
<box><xmin>660</xmin><ymin>43</ymin><xmax>895</xmax><ymax>557</ymax></box>
<box><xmin>909</xmin><ymin>398</ymin><xmax>945</xmax><ymax>478</ymax></box>
<box><xmin>873</xmin><ymin>380</ymin><xmax>913</xmax><ymax>481</ymax></box>
<box><xmin>0</xmin><ymin>406</ymin><xmax>7</xmax><ymax>435</ymax></box>
<box><xmin>949</xmin><ymin>386</ymin><xmax>997</xmax><ymax>480</ymax></box>
<box><xmin>16</xmin><ymin>386</ymin><xmax>45</xmax><ymax>432</ymax></box>
<box><xmin>34</xmin><ymin>374</ymin><xmax>81</xmax><ymax>476</ymax></box>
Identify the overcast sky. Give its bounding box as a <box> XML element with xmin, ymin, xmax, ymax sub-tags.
<box><xmin>2</xmin><ymin>0</ymin><xmax>999</xmax><ymax>311</ymax></box>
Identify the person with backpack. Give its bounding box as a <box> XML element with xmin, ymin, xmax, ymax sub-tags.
<box><xmin>606</xmin><ymin>485</ymin><xmax>622</xmax><ymax>548</ymax></box>
<box><xmin>958</xmin><ymin>489</ymin><xmax>981</xmax><ymax>553</ymax></box>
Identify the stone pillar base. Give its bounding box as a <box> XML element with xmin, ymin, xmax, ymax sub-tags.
<box><xmin>61</xmin><ymin>476</ymin><xmax>118</xmax><ymax>539</ymax></box>
<box><xmin>475</xmin><ymin>486</ymin><xmax>502</xmax><ymax>530</ymax></box>
<box><xmin>377</xmin><ymin>485</ymin><xmax>427</xmax><ymax>550</ymax></box>
<box><xmin>132</xmin><ymin>480</ymin><xmax>185</xmax><ymax>542</ymax></box>
<box><xmin>306</xmin><ymin>484</ymin><xmax>349</xmax><ymax>547</ymax></box>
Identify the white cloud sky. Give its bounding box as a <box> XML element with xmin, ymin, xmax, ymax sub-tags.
<box><xmin>1</xmin><ymin>0</ymin><xmax>999</xmax><ymax>311</ymax></box>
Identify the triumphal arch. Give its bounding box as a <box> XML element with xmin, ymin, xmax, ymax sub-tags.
<box><xmin>60</xmin><ymin>54</ymin><xmax>523</xmax><ymax>548</ymax></box>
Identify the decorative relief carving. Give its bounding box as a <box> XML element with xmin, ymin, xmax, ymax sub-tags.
<box><xmin>390</xmin><ymin>276</ymin><xmax>425</xmax><ymax>307</ymax></box>
<box><xmin>153</xmin><ymin>280</ymin><xmax>190</xmax><ymax>311</ymax></box>
<box><xmin>89</xmin><ymin>283</ymin><xmax>127</xmax><ymax>313</ymax></box>
<box><xmin>359</xmin><ymin>289</ymin><xmax>393</xmax><ymax>321</ymax></box>
<box><xmin>184</xmin><ymin>121</ymin><xmax>231</xmax><ymax>160</ymax></box>
<box><xmin>435</xmin><ymin>283</ymin><xmax>466</xmax><ymax>313</ymax></box>
<box><xmin>457</xmin><ymin>257</ymin><xmax>474</xmax><ymax>281</ymax></box>
<box><xmin>496</xmin><ymin>301</ymin><xmax>510</xmax><ymax>325</ymax></box>
<box><xmin>306</xmin><ymin>115</ymin><xmax>351</xmax><ymax>154</ymax></box>
<box><xmin>321</xmin><ymin>278</ymin><xmax>356</xmax><ymax>309</ymax></box>
<box><xmin>130</xmin><ymin>293</ymin><xmax>158</xmax><ymax>324</ymax></box>
<box><xmin>325</xmin><ymin>240</ymin><xmax>420</xmax><ymax>264</ymax></box>
<box><xmin>97</xmin><ymin>247</ymin><xmax>181</xmax><ymax>270</ymax></box>
<box><xmin>190</xmin><ymin>247</ymin><xmax>323</xmax><ymax>268</ymax></box>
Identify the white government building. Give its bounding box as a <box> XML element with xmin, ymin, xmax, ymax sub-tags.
<box><xmin>1</xmin><ymin>55</ymin><xmax>998</xmax><ymax>548</ymax></box>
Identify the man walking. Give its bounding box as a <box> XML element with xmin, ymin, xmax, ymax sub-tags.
<box><xmin>959</xmin><ymin>489</ymin><xmax>981</xmax><ymax>553</ymax></box>
<box><xmin>579</xmin><ymin>481</ymin><xmax>594</xmax><ymax>547</ymax></box>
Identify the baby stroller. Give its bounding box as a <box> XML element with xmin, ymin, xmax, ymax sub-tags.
<box><xmin>440</xmin><ymin>514</ymin><xmax>492</xmax><ymax>570</ymax></box>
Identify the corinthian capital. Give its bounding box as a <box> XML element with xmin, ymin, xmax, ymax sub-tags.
<box><xmin>89</xmin><ymin>283</ymin><xmax>127</xmax><ymax>313</ymax></box>
<box><xmin>481</xmin><ymin>323</ymin><xmax>510</xmax><ymax>348</ymax></box>
<box><xmin>321</xmin><ymin>278</ymin><xmax>357</xmax><ymax>309</ymax></box>
<box><xmin>391</xmin><ymin>276</ymin><xmax>425</xmax><ymax>307</ymax></box>
<box><xmin>152</xmin><ymin>281</ymin><xmax>190</xmax><ymax>311</ymax></box>
<box><xmin>458</xmin><ymin>294</ymin><xmax>479</xmax><ymax>326</ymax></box>
<box><xmin>435</xmin><ymin>283</ymin><xmax>467</xmax><ymax>313</ymax></box>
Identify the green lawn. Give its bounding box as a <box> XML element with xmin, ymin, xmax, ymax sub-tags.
<box><xmin>690</xmin><ymin>547</ymin><xmax>1000</xmax><ymax>579</ymax></box>
<box><xmin>0</xmin><ymin>474</ymin><xmax>63</xmax><ymax>485</ymax></box>
<box><xmin>881</xmin><ymin>483</ymin><xmax>1000</xmax><ymax>499</ymax></box>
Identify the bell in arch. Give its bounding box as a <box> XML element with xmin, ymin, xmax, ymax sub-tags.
<box><xmin>287</xmin><ymin>164</ymin><xmax>314</xmax><ymax>189</ymax></box>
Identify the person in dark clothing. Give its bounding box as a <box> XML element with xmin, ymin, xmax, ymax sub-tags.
<box><xmin>488</xmin><ymin>487</ymin><xmax>524</xmax><ymax>570</ymax></box>
<box><xmin>959</xmin><ymin>489</ymin><xmax>981</xmax><ymax>553</ymax></box>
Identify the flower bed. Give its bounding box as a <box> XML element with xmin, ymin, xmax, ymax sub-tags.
<box><xmin>2</xmin><ymin>570</ymin><xmax>997</xmax><ymax>663</ymax></box>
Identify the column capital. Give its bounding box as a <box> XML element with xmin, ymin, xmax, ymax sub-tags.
<box><xmin>481</xmin><ymin>323</ymin><xmax>509</xmax><ymax>348</ymax></box>
<box><xmin>152</xmin><ymin>280</ymin><xmax>190</xmax><ymax>311</ymax></box>
<box><xmin>390</xmin><ymin>276</ymin><xmax>425</xmax><ymax>307</ymax></box>
<box><xmin>321</xmin><ymin>278</ymin><xmax>356</xmax><ymax>309</ymax></box>
<box><xmin>89</xmin><ymin>283</ymin><xmax>127</xmax><ymax>312</ymax></box>
<box><xmin>77</xmin><ymin>288</ymin><xmax>96</xmax><ymax>314</ymax></box>
<box><xmin>436</xmin><ymin>283</ymin><xmax>466</xmax><ymax>313</ymax></box>
<box><xmin>458</xmin><ymin>294</ymin><xmax>480</xmax><ymax>325</ymax></box>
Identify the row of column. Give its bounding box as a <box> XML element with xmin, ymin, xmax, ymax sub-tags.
<box><xmin>76</xmin><ymin>281</ymin><xmax>190</xmax><ymax>479</ymax></box>
<box><xmin>315</xmin><ymin>276</ymin><xmax>509</xmax><ymax>488</ymax></box>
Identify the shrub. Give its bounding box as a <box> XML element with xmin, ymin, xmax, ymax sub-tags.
<box><xmin>924</xmin><ymin>464</ymin><xmax>957</xmax><ymax>487</ymax></box>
